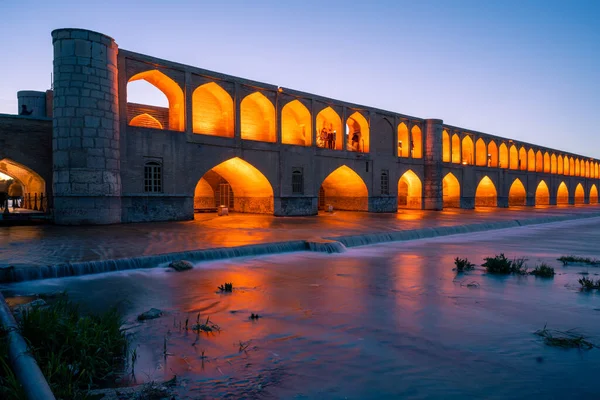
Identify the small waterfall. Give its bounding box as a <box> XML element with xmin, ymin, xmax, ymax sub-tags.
<box><xmin>306</xmin><ymin>239</ymin><xmax>347</xmax><ymax>253</ymax></box>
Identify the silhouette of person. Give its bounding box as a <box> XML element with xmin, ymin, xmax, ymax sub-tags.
<box><xmin>20</xmin><ymin>105</ymin><xmax>33</xmax><ymax>115</ymax></box>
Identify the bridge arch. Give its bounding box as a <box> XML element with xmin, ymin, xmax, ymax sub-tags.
<box><xmin>398</xmin><ymin>170</ymin><xmax>422</xmax><ymax>209</ymax></box>
<box><xmin>128</xmin><ymin>69</ymin><xmax>185</xmax><ymax>131</ymax></box>
<box><xmin>410</xmin><ymin>125</ymin><xmax>422</xmax><ymax>158</ymax></box>
<box><xmin>0</xmin><ymin>158</ymin><xmax>47</xmax><ymax>210</ymax></box>
<box><xmin>557</xmin><ymin>182</ymin><xmax>569</xmax><ymax>205</ymax></box>
<box><xmin>488</xmin><ymin>140</ymin><xmax>498</xmax><ymax>167</ymax></box>
<box><xmin>543</xmin><ymin>152</ymin><xmax>550</xmax><ymax>173</ymax></box>
<box><xmin>398</xmin><ymin>122</ymin><xmax>409</xmax><ymax>157</ymax></box>
<box><xmin>129</xmin><ymin>113</ymin><xmax>163</xmax><ymax>129</ymax></box>
<box><xmin>509</xmin><ymin>145</ymin><xmax>518</xmax><ymax>169</ymax></box>
<box><xmin>508</xmin><ymin>178</ymin><xmax>526</xmax><ymax>207</ymax></box>
<box><xmin>320</xmin><ymin>165</ymin><xmax>368</xmax><ymax>211</ymax></box>
<box><xmin>569</xmin><ymin>157</ymin><xmax>575</xmax><ymax>176</ymax></box>
<box><xmin>346</xmin><ymin>112</ymin><xmax>369</xmax><ymax>153</ymax></box>
<box><xmin>442</xmin><ymin>172</ymin><xmax>460</xmax><ymax>208</ymax></box>
<box><xmin>451</xmin><ymin>134</ymin><xmax>461</xmax><ymax>163</ymax></box>
<box><xmin>535</xmin><ymin>150</ymin><xmax>543</xmax><ymax>172</ymax></box>
<box><xmin>535</xmin><ymin>180</ymin><xmax>550</xmax><ymax>206</ymax></box>
<box><xmin>585</xmin><ymin>161</ymin><xmax>590</xmax><ymax>177</ymax></box>
<box><xmin>192</xmin><ymin>82</ymin><xmax>234</xmax><ymax>137</ymax></box>
<box><xmin>575</xmin><ymin>159</ymin><xmax>580</xmax><ymax>176</ymax></box>
<box><xmin>442</xmin><ymin>130</ymin><xmax>450</xmax><ymax>162</ymax></box>
<box><xmin>194</xmin><ymin>157</ymin><xmax>274</xmax><ymax>214</ymax></box>
<box><xmin>316</xmin><ymin>106</ymin><xmax>343</xmax><ymax>150</ymax></box>
<box><xmin>282</xmin><ymin>99</ymin><xmax>312</xmax><ymax>146</ymax></box>
<box><xmin>590</xmin><ymin>184</ymin><xmax>598</xmax><ymax>204</ymax></box>
<box><xmin>462</xmin><ymin>136</ymin><xmax>474</xmax><ymax>165</ymax></box>
<box><xmin>499</xmin><ymin>142</ymin><xmax>508</xmax><ymax>168</ymax></box>
<box><xmin>475</xmin><ymin>138</ymin><xmax>487</xmax><ymax>166</ymax></box>
<box><xmin>551</xmin><ymin>154</ymin><xmax>557</xmax><ymax>174</ymax></box>
<box><xmin>574</xmin><ymin>183</ymin><xmax>584</xmax><ymax>204</ymax></box>
<box><xmin>527</xmin><ymin>149</ymin><xmax>535</xmax><ymax>172</ymax></box>
<box><xmin>519</xmin><ymin>147</ymin><xmax>527</xmax><ymax>170</ymax></box>
<box><xmin>475</xmin><ymin>176</ymin><xmax>497</xmax><ymax>207</ymax></box>
<box><xmin>241</xmin><ymin>92</ymin><xmax>276</xmax><ymax>142</ymax></box>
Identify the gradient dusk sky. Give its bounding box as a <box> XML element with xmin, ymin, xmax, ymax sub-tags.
<box><xmin>0</xmin><ymin>0</ymin><xmax>598</xmax><ymax>156</ymax></box>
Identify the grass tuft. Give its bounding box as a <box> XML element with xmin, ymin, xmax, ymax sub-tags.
<box><xmin>218</xmin><ymin>282</ymin><xmax>233</xmax><ymax>292</ymax></box>
<box><xmin>454</xmin><ymin>257</ymin><xmax>475</xmax><ymax>273</ymax></box>
<box><xmin>578</xmin><ymin>276</ymin><xmax>600</xmax><ymax>290</ymax></box>
<box><xmin>482</xmin><ymin>254</ymin><xmax>528</xmax><ymax>275</ymax></box>
<box><xmin>192</xmin><ymin>316</ymin><xmax>221</xmax><ymax>333</ymax></box>
<box><xmin>558</xmin><ymin>255</ymin><xmax>600</xmax><ymax>266</ymax></box>
<box><xmin>529</xmin><ymin>263</ymin><xmax>555</xmax><ymax>278</ymax></box>
<box><xmin>535</xmin><ymin>324</ymin><xmax>595</xmax><ymax>349</ymax></box>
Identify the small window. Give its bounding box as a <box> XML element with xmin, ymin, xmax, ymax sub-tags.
<box><xmin>144</xmin><ymin>161</ymin><xmax>162</xmax><ymax>193</ymax></box>
<box><xmin>380</xmin><ymin>170</ymin><xmax>389</xmax><ymax>195</ymax></box>
<box><xmin>292</xmin><ymin>168</ymin><xmax>304</xmax><ymax>194</ymax></box>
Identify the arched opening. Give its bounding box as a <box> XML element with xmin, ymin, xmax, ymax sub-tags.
<box><xmin>527</xmin><ymin>149</ymin><xmax>535</xmax><ymax>172</ymax></box>
<box><xmin>551</xmin><ymin>154</ymin><xmax>557</xmax><ymax>174</ymax></box>
<box><xmin>442</xmin><ymin>172</ymin><xmax>460</xmax><ymax>208</ymax></box>
<box><xmin>0</xmin><ymin>158</ymin><xmax>46</xmax><ymax>211</ymax></box>
<box><xmin>574</xmin><ymin>183</ymin><xmax>584</xmax><ymax>204</ymax></box>
<box><xmin>475</xmin><ymin>176</ymin><xmax>497</xmax><ymax>207</ymax></box>
<box><xmin>590</xmin><ymin>184</ymin><xmax>598</xmax><ymax>204</ymax></box>
<box><xmin>129</xmin><ymin>113</ymin><xmax>163</xmax><ymax>129</ymax></box>
<box><xmin>320</xmin><ymin>165</ymin><xmax>368</xmax><ymax>211</ymax></box>
<box><xmin>575</xmin><ymin>159</ymin><xmax>580</xmax><ymax>176</ymax></box>
<box><xmin>316</xmin><ymin>107</ymin><xmax>343</xmax><ymax>150</ymax></box>
<box><xmin>543</xmin><ymin>152</ymin><xmax>550</xmax><ymax>173</ymax></box>
<box><xmin>192</xmin><ymin>82</ymin><xmax>234</xmax><ymax>138</ymax></box>
<box><xmin>499</xmin><ymin>143</ymin><xmax>508</xmax><ymax>168</ymax></box>
<box><xmin>451</xmin><ymin>134</ymin><xmax>461</xmax><ymax>163</ymax></box>
<box><xmin>398</xmin><ymin>122</ymin><xmax>409</xmax><ymax>157</ymax></box>
<box><xmin>585</xmin><ymin>161</ymin><xmax>590</xmax><ymax>178</ymax></box>
<box><xmin>535</xmin><ymin>150</ymin><xmax>543</xmax><ymax>172</ymax></box>
<box><xmin>519</xmin><ymin>147</ymin><xmax>527</xmax><ymax>170</ymax></box>
<box><xmin>195</xmin><ymin>157</ymin><xmax>274</xmax><ymax>214</ymax></box>
<box><xmin>596</xmin><ymin>163</ymin><xmax>599</xmax><ymax>179</ymax></box>
<box><xmin>282</xmin><ymin>100</ymin><xmax>312</xmax><ymax>146</ymax></box>
<box><xmin>346</xmin><ymin>112</ymin><xmax>369</xmax><ymax>153</ymax></box>
<box><xmin>127</xmin><ymin>70</ymin><xmax>185</xmax><ymax>131</ymax></box>
<box><xmin>475</xmin><ymin>138</ymin><xmax>487</xmax><ymax>166</ymax></box>
<box><xmin>508</xmin><ymin>178</ymin><xmax>526</xmax><ymax>207</ymax></box>
<box><xmin>410</xmin><ymin>125</ymin><xmax>422</xmax><ymax>158</ymax></box>
<box><xmin>535</xmin><ymin>181</ymin><xmax>550</xmax><ymax>206</ymax></box>
<box><xmin>509</xmin><ymin>145</ymin><xmax>519</xmax><ymax>170</ymax></box>
<box><xmin>398</xmin><ymin>170</ymin><xmax>422</xmax><ymax>209</ymax></box>
<box><xmin>241</xmin><ymin>92</ymin><xmax>276</xmax><ymax>142</ymax></box>
<box><xmin>488</xmin><ymin>140</ymin><xmax>498</xmax><ymax>167</ymax></box>
<box><xmin>580</xmin><ymin>160</ymin><xmax>585</xmax><ymax>177</ymax></box>
<box><xmin>461</xmin><ymin>136</ymin><xmax>474</xmax><ymax>165</ymax></box>
<box><xmin>569</xmin><ymin>157</ymin><xmax>575</xmax><ymax>176</ymax></box>
<box><xmin>442</xmin><ymin>130</ymin><xmax>450</xmax><ymax>162</ymax></box>
<box><xmin>557</xmin><ymin>182</ymin><xmax>569</xmax><ymax>205</ymax></box>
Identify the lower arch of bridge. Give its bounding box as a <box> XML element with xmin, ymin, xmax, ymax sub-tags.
<box><xmin>590</xmin><ymin>184</ymin><xmax>598</xmax><ymax>204</ymax></box>
<box><xmin>475</xmin><ymin>176</ymin><xmax>497</xmax><ymax>207</ymax></box>
<box><xmin>442</xmin><ymin>173</ymin><xmax>460</xmax><ymax>208</ymax></box>
<box><xmin>574</xmin><ymin>183</ymin><xmax>584</xmax><ymax>204</ymax></box>
<box><xmin>398</xmin><ymin>170</ymin><xmax>422</xmax><ymax>209</ymax></box>
<box><xmin>557</xmin><ymin>182</ymin><xmax>569</xmax><ymax>205</ymax></box>
<box><xmin>320</xmin><ymin>165</ymin><xmax>368</xmax><ymax>211</ymax></box>
<box><xmin>194</xmin><ymin>157</ymin><xmax>273</xmax><ymax>214</ymax></box>
<box><xmin>0</xmin><ymin>158</ymin><xmax>45</xmax><ymax>202</ymax></box>
<box><xmin>535</xmin><ymin>181</ymin><xmax>550</xmax><ymax>206</ymax></box>
<box><xmin>508</xmin><ymin>178</ymin><xmax>526</xmax><ymax>207</ymax></box>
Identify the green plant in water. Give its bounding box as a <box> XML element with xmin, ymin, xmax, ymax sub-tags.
<box><xmin>218</xmin><ymin>282</ymin><xmax>233</xmax><ymax>292</ymax></box>
<box><xmin>192</xmin><ymin>316</ymin><xmax>221</xmax><ymax>333</ymax></box>
<box><xmin>535</xmin><ymin>324</ymin><xmax>594</xmax><ymax>349</ymax></box>
<box><xmin>482</xmin><ymin>254</ymin><xmax>513</xmax><ymax>274</ymax></box>
<box><xmin>529</xmin><ymin>263</ymin><xmax>555</xmax><ymax>278</ymax></box>
<box><xmin>454</xmin><ymin>257</ymin><xmax>475</xmax><ymax>273</ymax></box>
<box><xmin>558</xmin><ymin>255</ymin><xmax>600</xmax><ymax>266</ymax></box>
<box><xmin>578</xmin><ymin>276</ymin><xmax>600</xmax><ymax>290</ymax></box>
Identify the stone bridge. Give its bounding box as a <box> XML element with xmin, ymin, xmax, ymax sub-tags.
<box><xmin>0</xmin><ymin>27</ymin><xmax>598</xmax><ymax>224</ymax></box>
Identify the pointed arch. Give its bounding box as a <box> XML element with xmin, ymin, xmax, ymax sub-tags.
<box><xmin>461</xmin><ymin>136</ymin><xmax>474</xmax><ymax>165</ymax></box>
<box><xmin>410</xmin><ymin>125</ymin><xmax>422</xmax><ymax>158</ymax></box>
<box><xmin>320</xmin><ymin>165</ymin><xmax>368</xmax><ymax>211</ymax></box>
<box><xmin>551</xmin><ymin>154</ymin><xmax>557</xmax><ymax>174</ymax></box>
<box><xmin>509</xmin><ymin>145</ymin><xmax>518</xmax><ymax>170</ymax></box>
<box><xmin>585</xmin><ymin>160</ymin><xmax>589</xmax><ymax>178</ymax></box>
<box><xmin>575</xmin><ymin>159</ymin><xmax>580</xmax><ymax>176</ymax></box>
<box><xmin>442</xmin><ymin>172</ymin><xmax>460</xmax><ymax>208</ymax></box>
<box><xmin>569</xmin><ymin>157</ymin><xmax>575</xmax><ymax>176</ymax></box>
<box><xmin>451</xmin><ymin>134</ymin><xmax>461</xmax><ymax>163</ymax></box>
<box><xmin>194</xmin><ymin>177</ymin><xmax>215</xmax><ymax>209</ymax></box>
<box><xmin>595</xmin><ymin>163</ymin><xmax>599</xmax><ymax>179</ymax></box>
<box><xmin>488</xmin><ymin>140</ymin><xmax>498</xmax><ymax>167</ymax></box>
<box><xmin>128</xmin><ymin>70</ymin><xmax>185</xmax><ymax>131</ymax></box>
<box><xmin>590</xmin><ymin>184</ymin><xmax>598</xmax><ymax>204</ymax></box>
<box><xmin>282</xmin><ymin>100</ymin><xmax>312</xmax><ymax>146</ymax></box>
<box><xmin>0</xmin><ymin>158</ymin><xmax>46</xmax><ymax>200</ymax></box>
<box><xmin>574</xmin><ymin>183</ymin><xmax>584</xmax><ymax>204</ymax></box>
<box><xmin>442</xmin><ymin>130</ymin><xmax>451</xmax><ymax>162</ymax></box>
<box><xmin>398</xmin><ymin>122</ymin><xmax>410</xmax><ymax>157</ymax></box>
<box><xmin>475</xmin><ymin>176</ymin><xmax>497</xmax><ymax>207</ymax></box>
<box><xmin>241</xmin><ymin>92</ymin><xmax>276</xmax><ymax>142</ymax></box>
<box><xmin>519</xmin><ymin>147</ymin><xmax>527</xmax><ymax>170</ymax></box>
<box><xmin>557</xmin><ymin>182</ymin><xmax>569</xmax><ymax>205</ymax></box>
<box><xmin>499</xmin><ymin>143</ymin><xmax>508</xmax><ymax>169</ymax></box>
<box><xmin>475</xmin><ymin>138</ymin><xmax>487</xmax><ymax>166</ymax></box>
<box><xmin>527</xmin><ymin>149</ymin><xmax>535</xmax><ymax>171</ymax></box>
<box><xmin>398</xmin><ymin>170</ymin><xmax>422</xmax><ymax>209</ymax></box>
<box><xmin>192</xmin><ymin>82</ymin><xmax>234</xmax><ymax>137</ymax></box>
<box><xmin>129</xmin><ymin>113</ymin><xmax>163</xmax><ymax>129</ymax></box>
<box><xmin>580</xmin><ymin>160</ymin><xmax>585</xmax><ymax>177</ymax></box>
<box><xmin>508</xmin><ymin>178</ymin><xmax>526</xmax><ymax>207</ymax></box>
<box><xmin>543</xmin><ymin>152</ymin><xmax>550</xmax><ymax>173</ymax></box>
<box><xmin>535</xmin><ymin>180</ymin><xmax>550</xmax><ymax>206</ymax></box>
<box><xmin>317</xmin><ymin>107</ymin><xmax>343</xmax><ymax>150</ymax></box>
<box><xmin>535</xmin><ymin>150</ymin><xmax>543</xmax><ymax>172</ymax></box>
<box><xmin>346</xmin><ymin>112</ymin><xmax>369</xmax><ymax>153</ymax></box>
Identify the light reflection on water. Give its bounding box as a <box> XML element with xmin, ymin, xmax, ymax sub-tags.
<box><xmin>3</xmin><ymin>219</ymin><xmax>600</xmax><ymax>398</ymax></box>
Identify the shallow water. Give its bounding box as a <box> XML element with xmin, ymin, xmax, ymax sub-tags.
<box><xmin>3</xmin><ymin>218</ymin><xmax>600</xmax><ymax>399</ymax></box>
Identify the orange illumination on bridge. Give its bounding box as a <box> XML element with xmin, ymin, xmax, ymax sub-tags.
<box><xmin>320</xmin><ymin>165</ymin><xmax>368</xmax><ymax>211</ymax></box>
<box><xmin>410</xmin><ymin>125</ymin><xmax>421</xmax><ymax>158</ymax></box>
<box><xmin>241</xmin><ymin>92</ymin><xmax>276</xmax><ymax>142</ymax></box>
<box><xmin>442</xmin><ymin>172</ymin><xmax>460</xmax><ymax>208</ymax></box>
<box><xmin>442</xmin><ymin>130</ymin><xmax>450</xmax><ymax>162</ymax></box>
<box><xmin>282</xmin><ymin>100</ymin><xmax>312</xmax><ymax>146</ymax></box>
<box><xmin>317</xmin><ymin>107</ymin><xmax>343</xmax><ymax>150</ymax></box>
<box><xmin>543</xmin><ymin>152</ymin><xmax>550</xmax><ymax>173</ymax></box>
<box><xmin>509</xmin><ymin>145</ymin><xmax>518</xmax><ymax>169</ymax></box>
<box><xmin>451</xmin><ymin>134</ymin><xmax>461</xmax><ymax>163</ymax></box>
<box><xmin>557</xmin><ymin>182</ymin><xmax>569</xmax><ymax>205</ymax></box>
<box><xmin>346</xmin><ymin>112</ymin><xmax>370</xmax><ymax>153</ymax></box>
<box><xmin>0</xmin><ymin>158</ymin><xmax>45</xmax><ymax>197</ymax></box>
<box><xmin>475</xmin><ymin>176</ymin><xmax>497</xmax><ymax>207</ymax></box>
<box><xmin>461</xmin><ymin>136</ymin><xmax>474</xmax><ymax>165</ymax></box>
<box><xmin>574</xmin><ymin>183</ymin><xmax>584</xmax><ymax>204</ymax></box>
<box><xmin>475</xmin><ymin>138</ymin><xmax>487</xmax><ymax>166</ymax></box>
<box><xmin>535</xmin><ymin>180</ymin><xmax>550</xmax><ymax>205</ymax></box>
<box><xmin>551</xmin><ymin>154</ymin><xmax>557</xmax><ymax>174</ymax></box>
<box><xmin>527</xmin><ymin>149</ymin><xmax>535</xmax><ymax>172</ymax></box>
<box><xmin>192</xmin><ymin>82</ymin><xmax>234</xmax><ymax>138</ymax></box>
<box><xmin>590</xmin><ymin>184</ymin><xmax>598</xmax><ymax>204</ymax></box>
<box><xmin>508</xmin><ymin>178</ymin><xmax>526</xmax><ymax>207</ymax></box>
<box><xmin>519</xmin><ymin>147</ymin><xmax>527</xmax><ymax>170</ymax></box>
<box><xmin>398</xmin><ymin>170</ymin><xmax>422</xmax><ymax>209</ymax></box>
<box><xmin>499</xmin><ymin>143</ymin><xmax>508</xmax><ymax>169</ymax></box>
<box><xmin>535</xmin><ymin>150</ymin><xmax>543</xmax><ymax>172</ymax></box>
<box><xmin>129</xmin><ymin>113</ymin><xmax>163</xmax><ymax>129</ymax></box>
<box><xmin>488</xmin><ymin>140</ymin><xmax>498</xmax><ymax>167</ymax></box>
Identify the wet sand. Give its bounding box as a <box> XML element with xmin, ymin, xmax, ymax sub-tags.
<box><xmin>3</xmin><ymin>217</ymin><xmax>600</xmax><ymax>399</ymax></box>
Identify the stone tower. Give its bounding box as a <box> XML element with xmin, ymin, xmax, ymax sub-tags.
<box><xmin>422</xmin><ymin>118</ymin><xmax>444</xmax><ymax>210</ymax></box>
<box><xmin>52</xmin><ymin>28</ymin><xmax>121</xmax><ymax>224</ymax></box>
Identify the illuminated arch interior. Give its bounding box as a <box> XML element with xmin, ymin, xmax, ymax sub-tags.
<box><xmin>410</xmin><ymin>125</ymin><xmax>422</xmax><ymax>158</ymax></box>
<box><xmin>543</xmin><ymin>152</ymin><xmax>550</xmax><ymax>173</ymax></box>
<box><xmin>398</xmin><ymin>170</ymin><xmax>422</xmax><ymax>209</ymax></box>
<box><xmin>590</xmin><ymin>184</ymin><xmax>598</xmax><ymax>204</ymax></box>
<box><xmin>192</xmin><ymin>82</ymin><xmax>234</xmax><ymax>138</ymax></box>
<box><xmin>557</xmin><ymin>182</ymin><xmax>569</xmax><ymax>205</ymax></box>
<box><xmin>320</xmin><ymin>165</ymin><xmax>368</xmax><ymax>211</ymax></box>
<box><xmin>475</xmin><ymin>176</ymin><xmax>497</xmax><ymax>207</ymax></box>
<box><xmin>451</xmin><ymin>134</ymin><xmax>461</xmax><ymax>163</ymax></box>
<box><xmin>129</xmin><ymin>113</ymin><xmax>163</xmax><ymax>129</ymax></box>
<box><xmin>461</xmin><ymin>136</ymin><xmax>474</xmax><ymax>165</ymax></box>
<box><xmin>282</xmin><ymin>100</ymin><xmax>312</xmax><ymax>146</ymax></box>
<box><xmin>551</xmin><ymin>154</ymin><xmax>557</xmax><ymax>174</ymax></box>
<box><xmin>509</xmin><ymin>145</ymin><xmax>519</xmax><ymax>170</ymax></box>
<box><xmin>559</xmin><ymin>155</ymin><xmax>565</xmax><ymax>175</ymax></box>
<box><xmin>346</xmin><ymin>112</ymin><xmax>370</xmax><ymax>153</ymax></box>
<box><xmin>535</xmin><ymin>151</ymin><xmax>543</xmax><ymax>172</ymax></box>
<box><xmin>508</xmin><ymin>178</ymin><xmax>526</xmax><ymax>207</ymax></box>
<box><xmin>575</xmin><ymin>159</ymin><xmax>580</xmax><ymax>176</ymax></box>
<box><xmin>442</xmin><ymin>130</ymin><xmax>450</xmax><ymax>162</ymax></box>
<box><xmin>0</xmin><ymin>159</ymin><xmax>45</xmax><ymax>210</ymax></box>
<box><xmin>196</xmin><ymin>157</ymin><xmax>274</xmax><ymax>214</ymax></box>
<box><xmin>316</xmin><ymin>107</ymin><xmax>343</xmax><ymax>150</ymax></box>
<box><xmin>475</xmin><ymin>138</ymin><xmax>487</xmax><ymax>166</ymax></box>
<box><xmin>574</xmin><ymin>183</ymin><xmax>584</xmax><ymax>204</ymax></box>
<box><xmin>586</xmin><ymin>161</ymin><xmax>590</xmax><ymax>177</ymax></box>
<box><xmin>488</xmin><ymin>141</ymin><xmax>498</xmax><ymax>167</ymax></box>
<box><xmin>442</xmin><ymin>172</ymin><xmax>460</xmax><ymax>208</ymax></box>
<box><xmin>527</xmin><ymin>149</ymin><xmax>535</xmax><ymax>171</ymax></box>
<box><xmin>569</xmin><ymin>158</ymin><xmax>575</xmax><ymax>176</ymax></box>
<box><xmin>519</xmin><ymin>147</ymin><xmax>527</xmax><ymax>170</ymax></box>
<box><xmin>398</xmin><ymin>123</ymin><xmax>409</xmax><ymax>157</ymax></box>
<box><xmin>535</xmin><ymin>180</ymin><xmax>550</xmax><ymax>206</ymax></box>
<box><xmin>128</xmin><ymin>70</ymin><xmax>185</xmax><ymax>131</ymax></box>
<box><xmin>241</xmin><ymin>92</ymin><xmax>276</xmax><ymax>142</ymax></box>
<box><xmin>194</xmin><ymin>177</ymin><xmax>215</xmax><ymax>209</ymax></box>
<box><xmin>499</xmin><ymin>143</ymin><xmax>508</xmax><ymax>168</ymax></box>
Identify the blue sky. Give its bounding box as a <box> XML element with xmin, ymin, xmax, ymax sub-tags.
<box><xmin>1</xmin><ymin>0</ymin><xmax>598</xmax><ymax>156</ymax></box>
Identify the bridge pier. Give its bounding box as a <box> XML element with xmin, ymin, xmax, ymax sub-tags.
<box><xmin>460</xmin><ymin>196</ymin><xmax>474</xmax><ymax>209</ymax></box>
<box><xmin>525</xmin><ymin>196</ymin><xmax>536</xmax><ymax>207</ymax></box>
<box><xmin>549</xmin><ymin>195</ymin><xmax>557</xmax><ymax>206</ymax></box>
<box><xmin>369</xmin><ymin>196</ymin><xmax>398</xmax><ymax>213</ymax></box>
<box><xmin>497</xmin><ymin>196</ymin><xmax>509</xmax><ymax>208</ymax></box>
<box><xmin>422</xmin><ymin>119</ymin><xmax>443</xmax><ymax>210</ymax></box>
